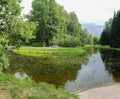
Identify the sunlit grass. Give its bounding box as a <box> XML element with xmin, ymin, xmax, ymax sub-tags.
<box><xmin>13</xmin><ymin>46</ymin><xmax>86</xmax><ymax>57</ymax></box>
<box><xmin>0</xmin><ymin>72</ymin><xmax>77</xmax><ymax>99</ymax></box>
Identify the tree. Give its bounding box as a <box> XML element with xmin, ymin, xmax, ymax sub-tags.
<box><xmin>8</xmin><ymin>18</ymin><xmax>36</xmax><ymax>47</ymax></box>
<box><xmin>0</xmin><ymin>0</ymin><xmax>35</xmax><ymax>70</ymax></box>
<box><xmin>80</xmin><ymin>29</ymin><xmax>90</xmax><ymax>46</ymax></box>
<box><xmin>50</xmin><ymin>4</ymin><xmax>69</xmax><ymax>45</ymax></box>
<box><xmin>29</xmin><ymin>0</ymin><xmax>59</xmax><ymax>46</ymax></box>
<box><xmin>67</xmin><ymin>12</ymin><xmax>82</xmax><ymax>37</ymax></box>
<box><xmin>93</xmin><ymin>36</ymin><xmax>99</xmax><ymax>45</ymax></box>
<box><xmin>0</xmin><ymin>0</ymin><xmax>22</xmax><ymax>70</ymax></box>
<box><xmin>100</xmin><ymin>18</ymin><xmax>112</xmax><ymax>46</ymax></box>
<box><xmin>100</xmin><ymin>30</ymin><xmax>108</xmax><ymax>45</ymax></box>
<box><xmin>110</xmin><ymin>10</ymin><xmax>120</xmax><ymax>48</ymax></box>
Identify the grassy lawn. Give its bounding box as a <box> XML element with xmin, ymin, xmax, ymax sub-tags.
<box><xmin>13</xmin><ymin>46</ymin><xmax>85</xmax><ymax>57</ymax></box>
<box><xmin>0</xmin><ymin>72</ymin><xmax>77</xmax><ymax>99</ymax></box>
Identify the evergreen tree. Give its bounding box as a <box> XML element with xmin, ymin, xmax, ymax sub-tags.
<box><xmin>100</xmin><ymin>18</ymin><xmax>112</xmax><ymax>46</ymax></box>
<box><xmin>110</xmin><ymin>10</ymin><xmax>120</xmax><ymax>48</ymax></box>
<box><xmin>100</xmin><ymin>30</ymin><xmax>109</xmax><ymax>45</ymax></box>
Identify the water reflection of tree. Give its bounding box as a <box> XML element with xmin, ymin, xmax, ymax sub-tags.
<box><xmin>4</xmin><ymin>52</ymin><xmax>89</xmax><ymax>86</ymax></box>
<box><xmin>84</xmin><ymin>47</ymin><xmax>99</xmax><ymax>57</ymax></box>
<box><xmin>100</xmin><ymin>49</ymin><xmax>120</xmax><ymax>82</ymax></box>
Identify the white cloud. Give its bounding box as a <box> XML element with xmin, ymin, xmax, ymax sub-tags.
<box><xmin>56</xmin><ymin>0</ymin><xmax>120</xmax><ymax>25</ymax></box>
<box><xmin>20</xmin><ymin>0</ymin><xmax>33</xmax><ymax>15</ymax></box>
<box><xmin>21</xmin><ymin>0</ymin><xmax>120</xmax><ymax>25</ymax></box>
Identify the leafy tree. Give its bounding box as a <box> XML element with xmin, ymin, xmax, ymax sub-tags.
<box><xmin>8</xmin><ymin>18</ymin><xmax>36</xmax><ymax>47</ymax></box>
<box><xmin>93</xmin><ymin>36</ymin><xmax>99</xmax><ymax>45</ymax></box>
<box><xmin>88</xmin><ymin>34</ymin><xmax>93</xmax><ymax>45</ymax></box>
<box><xmin>50</xmin><ymin>5</ymin><xmax>69</xmax><ymax>45</ymax></box>
<box><xmin>67</xmin><ymin>12</ymin><xmax>82</xmax><ymax>37</ymax></box>
<box><xmin>0</xmin><ymin>0</ymin><xmax>35</xmax><ymax>70</ymax></box>
<box><xmin>29</xmin><ymin>0</ymin><xmax>59</xmax><ymax>46</ymax></box>
<box><xmin>80</xmin><ymin>29</ymin><xmax>90</xmax><ymax>46</ymax></box>
<box><xmin>0</xmin><ymin>0</ymin><xmax>22</xmax><ymax>70</ymax></box>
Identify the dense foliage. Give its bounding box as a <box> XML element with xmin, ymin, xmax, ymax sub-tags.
<box><xmin>110</xmin><ymin>11</ymin><xmax>120</xmax><ymax>48</ymax></box>
<box><xmin>0</xmin><ymin>0</ymin><xmax>22</xmax><ymax>70</ymax></box>
<box><xmin>0</xmin><ymin>0</ymin><xmax>35</xmax><ymax>70</ymax></box>
<box><xmin>100</xmin><ymin>10</ymin><xmax>120</xmax><ymax>48</ymax></box>
<box><xmin>28</xmin><ymin>0</ymin><xmax>93</xmax><ymax>47</ymax></box>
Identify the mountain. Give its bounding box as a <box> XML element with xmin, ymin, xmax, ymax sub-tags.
<box><xmin>82</xmin><ymin>23</ymin><xmax>104</xmax><ymax>37</ymax></box>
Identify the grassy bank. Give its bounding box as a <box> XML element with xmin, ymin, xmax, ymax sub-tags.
<box><xmin>0</xmin><ymin>72</ymin><xmax>77</xmax><ymax>99</ymax></box>
<box><xmin>94</xmin><ymin>45</ymin><xmax>120</xmax><ymax>51</ymax></box>
<box><xmin>5</xmin><ymin>46</ymin><xmax>88</xmax><ymax>99</ymax></box>
<box><xmin>13</xmin><ymin>46</ymin><xmax>85</xmax><ymax>57</ymax></box>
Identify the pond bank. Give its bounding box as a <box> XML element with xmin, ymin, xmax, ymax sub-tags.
<box><xmin>6</xmin><ymin>46</ymin><xmax>120</xmax><ymax>98</ymax></box>
<box><xmin>0</xmin><ymin>72</ymin><xmax>77</xmax><ymax>99</ymax></box>
<box><xmin>76</xmin><ymin>83</ymin><xmax>120</xmax><ymax>99</ymax></box>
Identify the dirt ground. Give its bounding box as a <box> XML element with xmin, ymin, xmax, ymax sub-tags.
<box><xmin>0</xmin><ymin>91</ymin><xmax>12</xmax><ymax>99</ymax></box>
<box><xmin>76</xmin><ymin>83</ymin><xmax>120</xmax><ymax>99</ymax></box>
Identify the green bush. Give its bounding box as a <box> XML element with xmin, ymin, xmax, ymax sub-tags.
<box><xmin>60</xmin><ymin>35</ymin><xmax>81</xmax><ymax>47</ymax></box>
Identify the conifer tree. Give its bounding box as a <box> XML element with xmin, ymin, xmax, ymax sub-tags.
<box><xmin>110</xmin><ymin>10</ymin><xmax>120</xmax><ymax>48</ymax></box>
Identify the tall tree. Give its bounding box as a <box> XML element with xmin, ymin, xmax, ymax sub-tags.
<box><xmin>50</xmin><ymin>5</ymin><xmax>69</xmax><ymax>45</ymax></box>
<box><xmin>110</xmin><ymin>10</ymin><xmax>120</xmax><ymax>48</ymax></box>
<box><xmin>100</xmin><ymin>30</ymin><xmax>108</xmax><ymax>45</ymax></box>
<box><xmin>100</xmin><ymin>18</ymin><xmax>112</xmax><ymax>46</ymax></box>
<box><xmin>67</xmin><ymin>12</ymin><xmax>82</xmax><ymax>37</ymax></box>
<box><xmin>80</xmin><ymin>28</ymin><xmax>90</xmax><ymax>46</ymax></box>
<box><xmin>29</xmin><ymin>0</ymin><xmax>59</xmax><ymax>46</ymax></box>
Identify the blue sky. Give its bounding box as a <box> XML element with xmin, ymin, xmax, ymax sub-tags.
<box><xmin>21</xmin><ymin>0</ymin><xmax>120</xmax><ymax>25</ymax></box>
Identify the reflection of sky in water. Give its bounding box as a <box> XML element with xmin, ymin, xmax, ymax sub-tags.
<box><xmin>64</xmin><ymin>52</ymin><xmax>113</xmax><ymax>92</ymax></box>
<box><xmin>14</xmin><ymin>72</ymin><xmax>28</xmax><ymax>79</ymax></box>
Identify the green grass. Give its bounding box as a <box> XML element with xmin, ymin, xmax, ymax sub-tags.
<box><xmin>13</xmin><ymin>46</ymin><xmax>85</xmax><ymax>57</ymax></box>
<box><xmin>94</xmin><ymin>45</ymin><xmax>120</xmax><ymax>51</ymax></box>
<box><xmin>0</xmin><ymin>72</ymin><xmax>77</xmax><ymax>99</ymax></box>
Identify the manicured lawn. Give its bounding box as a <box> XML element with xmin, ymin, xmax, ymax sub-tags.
<box><xmin>0</xmin><ymin>72</ymin><xmax>77</xmax><ymax>99</ymax></box>
<box><xmin>13</xmin><ymin>46</ymin><xmax>85</xmax><ymax>57</ymax></box>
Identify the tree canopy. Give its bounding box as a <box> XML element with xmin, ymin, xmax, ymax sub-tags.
<box><xmin>0</xmin><ymin>0</ymin><xmax>35</xmax><ymax>70</ymax></box>
<box><xmin>29</xmin><ymin>0</ymin><xmax>93</xmax><ymax>47</ymax></box>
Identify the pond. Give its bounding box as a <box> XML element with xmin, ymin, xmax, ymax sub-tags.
<box><xmin>4</xmin><ymin>48</ymin><xmax>120</xmax><ymax>92</ymax></box>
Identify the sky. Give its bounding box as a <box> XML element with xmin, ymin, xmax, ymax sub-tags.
<box><xmin>20</xmin><ymin>0</ymin><xmax>120</xmax><ymax>25</ymax></box>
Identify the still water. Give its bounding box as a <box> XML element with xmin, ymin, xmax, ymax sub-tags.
<box><xmin>4</xmin><ymin>48</ymin><xmax>120</xmax><ymax>92</ymax></box>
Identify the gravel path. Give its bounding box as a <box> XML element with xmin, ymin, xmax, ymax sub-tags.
<box><xmin>76</xmin><ymin>83</ymin><xmax>120</xmax><ymax>99</ymax></box>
